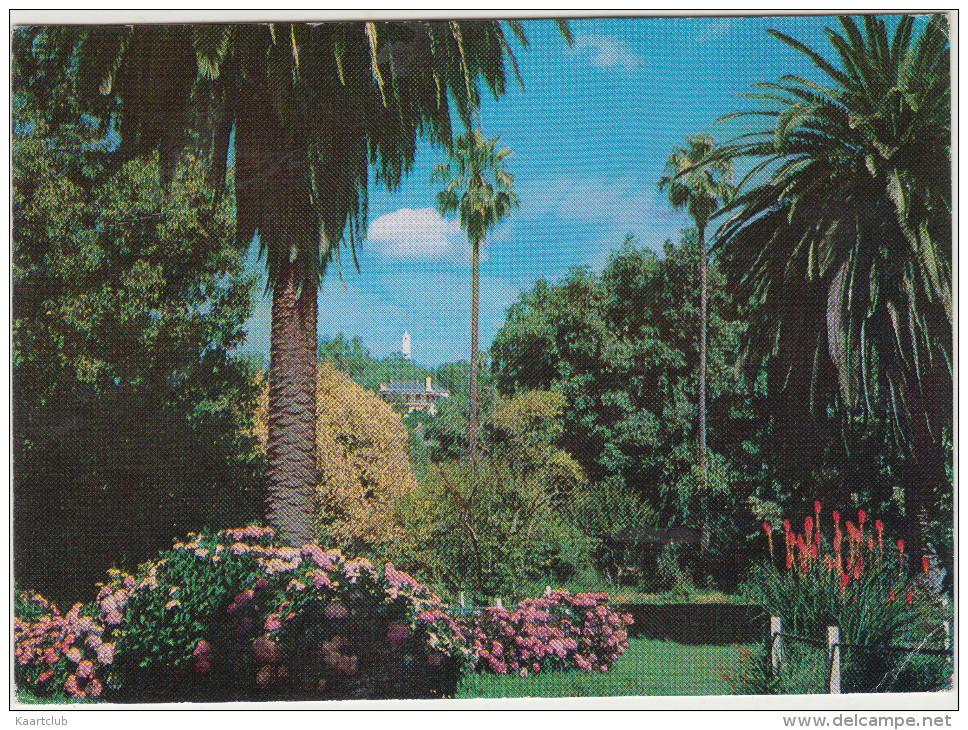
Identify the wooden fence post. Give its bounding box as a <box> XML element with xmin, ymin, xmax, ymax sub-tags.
<box><xmin>770</xmin><ymin>616</ymin><xmax>783</xmax><ymax>674</ymax></box>
<box><xmin>941</xmin><ymin>596</ymin><xmax>952</xmax><ymax>663</ymax></box>
<box><xmin>827</xmin><ymin>625</ymin><xmax>841</xmax><ymax>694</ymax></box>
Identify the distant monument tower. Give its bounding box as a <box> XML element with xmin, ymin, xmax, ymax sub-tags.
<box><xmin>401</xmin><ymin>331</ymin><xmax>411</xmax><ymax>360</ymax></box>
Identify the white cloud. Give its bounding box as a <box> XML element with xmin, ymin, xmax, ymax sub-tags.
<box><xmin>573</xmin><ymin>34</ymin><xmax>643</xmax><ymax>70</ymax></box>
<box><xmin>366</xmin><ymin>207</ymin><xmax>463</xmax><ymax>260</ymax></box>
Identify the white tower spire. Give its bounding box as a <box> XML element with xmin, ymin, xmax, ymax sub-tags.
<box><xmin>401</xmin><ymin>331</ymin><xmax>411</xmax><ymax>360</ymax></box>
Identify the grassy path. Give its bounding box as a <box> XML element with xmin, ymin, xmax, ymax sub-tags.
<box><xmin>456</xmin><ymin>638</ymin><xmax>755</xmax><ymax>698</ymax></box>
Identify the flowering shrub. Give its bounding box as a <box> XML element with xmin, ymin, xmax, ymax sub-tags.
<box><xmin>15</xmin><ymin>527</ymin><xmax>472</xmax><ymax>702</ymax></box>
<box><xmin>463</xmin><ymin>591</ymin><xmax>633</xmax><ymax>677</ymax></box>
<box><xmin>747</xmin><ymin>504</ymin><xmax>951</xmax><ymax>692</ymax></box>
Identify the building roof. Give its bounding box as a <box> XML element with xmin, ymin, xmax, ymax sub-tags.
<box><xmin>379</xmin><ymin>380</ymin><xmax>449</xmax><ymax>398</ymax></box>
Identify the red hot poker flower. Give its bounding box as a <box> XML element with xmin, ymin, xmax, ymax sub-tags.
<box><xmin>804</xmin><ymin>516</ymin><xmax>813</xmax><ymax>536</ymax></box>
<box><xmin>922</xmin><ymin>557</ymin><xmax>930</xmax><ymax>575</ymax></box>
<box><xmin>858</xmin><ymin>510</ymin><xmax>866</xmax><ymax>526</ymax></box>
<box><xmin>889</xmin><ymin>587</ymin><xmax>895</xmax><ymax>602</ymax></box>
<box><xmin>906</xmin><ymin>589</ymin><xmax>914</xmax><ymax>606</ymax></box>
<box><xmin>832</xmin><ymin>510</ymin><xmax>840</xmax><ymax>526</ymax></box>
<box><xmin>762</xmin><ymin>521</ymin><xmax>772</xmax><ymax>536</ymax></box>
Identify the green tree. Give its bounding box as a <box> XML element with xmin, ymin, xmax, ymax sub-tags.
<box><xmin>491</xmin><ymin>235</ymin><xmax>759</xmax><ymax>587</ymax></box>
<box><xmin>15</xmin><ymin>20</ymin><xmax>570</xmax><ymax>546</ymax></box>
<box><xmin>433</xmin><ymin>129</ymin><xmax>519</xmax><ymax>467</ymax></box>
<box><xmin>713</xmin><ymin>15</ymin><xmax>951</xmax><ymax>568</ymax></box>
<box><xmin>658</xmin><ymin>134</ymin><xmax>734</xmax><ymax>529</ymax></box>
<box><xmin>12</xmin><ymin>87</ymin><xmax>260</xmax><ymax>603</ymax></box>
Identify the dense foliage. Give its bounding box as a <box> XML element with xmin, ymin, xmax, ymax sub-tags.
<box><xmin>15</xmin><ymin>528</ymin><xmax>470</xmax><ymax>701</ymax></box>
<box><xmin>13</xmin><ymin>84</ymin><xmax>261</xmax><ymax>604</ymax></box>
<box><xmin>491</xmin><ymin>234</ymin><xmax>764</xmax><ymax>586</ymax></box>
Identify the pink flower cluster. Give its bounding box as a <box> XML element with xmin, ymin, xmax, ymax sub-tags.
<box><xmin>14</xmin><ymin>573</ymin><xmax>131</xmax><ymax>701</ymax></box>
<box><xmin>464</xmin><ymin>591</ymin><xmax>633</xmax><ymax>675</ymax></box>
<box><xmin>223</xmin><ymin>526</ymin><xmax>276</xmax><ymax>542</ymax></box>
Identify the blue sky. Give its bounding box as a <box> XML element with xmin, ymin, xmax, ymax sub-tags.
<box><xmin>239</xmin><ymin>14</ymin><xmax>890</xmax><ymax>366</ymax></box>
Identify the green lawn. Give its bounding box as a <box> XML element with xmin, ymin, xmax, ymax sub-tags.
<box><xmin>456</xmin><ymin>638</ymin><xmax>756</xmax><ymax>698</ymax></box>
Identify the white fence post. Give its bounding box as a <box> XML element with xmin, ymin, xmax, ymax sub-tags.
<box><xmin>494</xmin><ymin>597</ymin><xmax>503</xmax><ymax>609</ymax></box>
<box><xmin>770</xmin><ymin>616</ymin><xmax>783</xmax><ymax>674</ymax></box>
<box><xmin>544</xmin><ymin>585</ymin><xmax>552</xmax><ymax>597</ymax></box>
<box><xmin>459</xmin><ymin>591</ymin><xmax>465</xmax><ymax>610</ymax></box>
<box><xmin>827</xmin><ymin>625</ymin><xmax>841</xmax><ymax>694</ymax></box>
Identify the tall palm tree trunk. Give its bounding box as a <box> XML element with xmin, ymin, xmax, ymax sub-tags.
<box><xmin>468</xmin><ymin>237</ymin><xmax>481</xmax><ymax>468</ymax></box>
<box><xmin>698</xmin><ymin>227</ymin><xmax>710</xmax><ymax>554</ymax></box>
<box><xmin>267</xmin><ymin>258</ymin><xmax>318</xmax><ymax>547</ymax></box>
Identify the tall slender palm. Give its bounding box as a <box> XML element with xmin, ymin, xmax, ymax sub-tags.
<box><xmin>658</xmin><ymin>134</ymin><xmax>733</xmax><ymax>525</ymax></box>
<box><xmin>16</xmin><ymin>20</ymin><xmax>571</xmax><ymax>546</ymax></box>
<box><xmin>433</xmin><ymin>129</ymin><xmax>519</xmax><ymax>466</ymax></box>
<box><xmin>712</xmin><ymin>15</ymin><xmax>951</xmax><ymax>568</ymax></box>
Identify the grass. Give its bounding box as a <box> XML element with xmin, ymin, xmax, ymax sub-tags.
<box><xmin>455</xmin><ymin>638</ymin><xmax>755</xmax><ymax>698</ymax></box>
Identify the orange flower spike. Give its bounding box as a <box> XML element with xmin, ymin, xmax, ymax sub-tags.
<box><xmin>867</xmin><ymin>536</ymin><xmax>874</xmax><ymax>553</ymax></box>
<box><xmin>922</xmin><ymin>557</ymin><xmax>930</xmax><ymax>576</ymax></box>
<box><xmin>906</xmin><ymin>588</ymin><xmax>914</xmax><ymax>606</ymax></box>
<box><xmin>897</xmin><ymin>539</ymin><xmax>905</xmax><ymax>574</ymax></box>
<box><xmin>839</xmin><ymin>572</ymin><xmax>849</xmax><ymax>597</ymax></box>
<box><xmin>853</xmin><ymin>556</ymin><xmax>863</xmax><ymax>581</ymax></box>
<box><xmin>824</xmin><ymin>554</ymin><xmax>832</xmax><ymax>572</ymax></box>
<box><xmin>810</xmin><ymin>543</ymin><xmax>818</xmax><ymax>561</ymax></box>
<box><xmin>814</xmin><ymin>531</ymin><xmax>822</xmax><ymax>548</ymax></box>
<box><xmin>763</xmin><ymin>521</ymin><xmax>774</xmax><ymax>556</ymax></box>
<box><xmin>814</xmin><ymin>501</ymin><xmax>822</xmax><ymax>534</ymax></box>
<box><xmin>875</xmin><ymin>520</ymin><xmax>884</xmax><ymax>553</ymax></box>
<box><xmin>786</xmin><ymin>553</ymin><xmax>793</xmax><ymax>570</ymax></box>
<box><xmin>804</xmin><ymin>516</ymin><xmax>813</xmax><ymax>537</ymax></box>
<box><xmin>888</xmin><ymin>587</ymin><xmax>895</xmax><ymax>602</ymax></box>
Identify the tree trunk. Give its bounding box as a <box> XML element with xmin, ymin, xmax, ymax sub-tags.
<box><xmin>266</xmin><ymin>258</ymin><xmax>318</xmax><ymax>547</ymax></box>
<box><xmin>698</xmin><ymin>227</ymin><xmax>710</xmax><ymax>554</ymax></box>
<box><xmin>901</xmin><ymin>368</ymin><xmax>950</xmax><ymax>589</ymax></box>
<box><xmin>468</xmin><ymin>236</ymin><xmax>481</xmax><ymax>469</ymax></box>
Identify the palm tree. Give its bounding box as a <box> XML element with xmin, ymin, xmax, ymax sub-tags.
<box><xmin>15</xmin><ymin>20</ymin><xmax>571</xmax><ymax>546</ymax></box>
<box><xmin>433</xmin><ymin>129</ymin><xmax>519</xmax><ymax>466</ymax></box>
<box><xmin>712</xmin><ymin>15</ymin><xmax>951</xmax><ymax>570</ymax></box>
<box><xmin>658</xmin><ymin>134</ymin><xmax>733</xmax><ymax>528</ymax></box>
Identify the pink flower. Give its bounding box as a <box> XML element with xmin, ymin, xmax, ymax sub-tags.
<box><xmin>96</xmin><ymin>642</ymin><xmax>115</xmax><ymax>665</ymax></box>
<box><xmin>105</xmin><ymin>610</ymin><xmax>123</xmax><ymax>626</ymax></box>
<box><xmin>519</xmin><ymin>667</ymin><xmax>528</xmax><ymax>678</ymax></box>
<box><xmin>77</xmin><ymin>660</ymin><xmax>95</xmax><ymax>679</ymax></box>
<box><xmin>64</xmin><ymin>675</ymin><xmax>81</xmax><ymax>698</ymax></box>
<box><xmin>264</xmin><ymin>614</ymin><xmax>283</xmax><ymax>632</ymax></box>
<box><xmin>65</xmin><ymin>647</ymin><xmax>83</xmax><ymax>663</ymax></box>
<box><xmin>311</xmin><ymin>571</ymin><xmax>333</xmax><ymax>590</ymax></box>
<box><xmin>86</xmin><ymin>678</ymin><xmax>103</xmax><ymax>698</ymax></box>
<box><xmin>230</xmin><ymin>542</ymin><xmax>249</xmax><ymax>555</ymax></box>
<box><xmin>193</xmin><ymin>640</ymin><xmax>212</xmax><ymax>658</ymax></box>
<box><xmin>417</xmin><ymin>611</ymin><xmax>435</xmax><ymax>623</ymax></box>
<box><xmin>35</xmin><ymin>671</ymin><xmax>54</xmax><ymax>685</ymax></box>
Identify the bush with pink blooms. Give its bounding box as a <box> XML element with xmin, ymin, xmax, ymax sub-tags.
<box><xmin>15</xmin><ymin>526</ymin><xmax>473</xmax><ymax>701</ymax></box>
<box><xmin>463</xmin><ymin>591</ymin><xmax>633</xmax><ymax>677</ymax></box>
